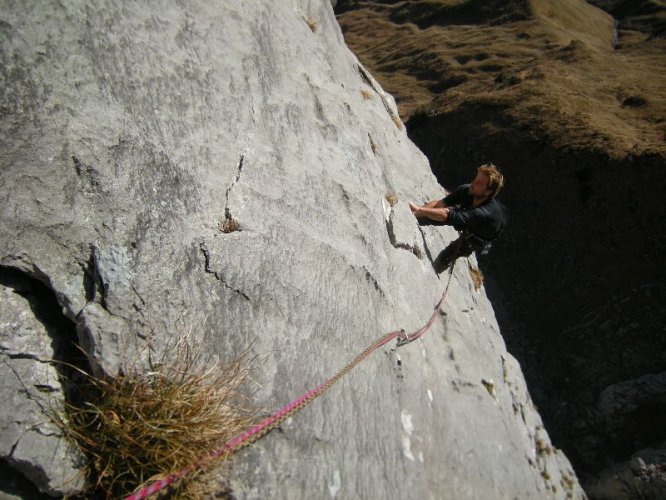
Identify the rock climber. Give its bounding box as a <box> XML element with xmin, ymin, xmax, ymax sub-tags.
<box><xmin>409</xmin><ymin>163</ymin><xmax>505</xmax><ymax>273</ymax></box>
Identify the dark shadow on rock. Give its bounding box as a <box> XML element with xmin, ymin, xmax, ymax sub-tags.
<box><xmin>0</xmin><ymin>458</ymin><xmax>52</xmax><ymax>500</ymax></box>
<box><xmin>407</xmin><ymin>103</ymin><xmax>666</xmax><ymax>483</ymax></box>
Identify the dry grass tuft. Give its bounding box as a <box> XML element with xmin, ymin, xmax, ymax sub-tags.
<box><xmin>467</xmin><ymin>260</ymin><xmax>484</xmax><ymax>290</ymax></box>
<box><xmin>303</xmin><ymin>16</ymin><xmax>318</xmax><ymax>33</ymax></box>
<box><xmin>220</xmin><ymin>218</ymin><xmax>241</xmax><ymax>233</ymax></box>
<box><xmin>360</xmin><ymin>88</ymin><xmax>373</xmax><ymax>100</ymax></box>
<box><xmin>385</xmin><ymin>193</ymin><xmax>398</xmax><ymax>206</ymax></box>
<box><xmin>56</xmin><ymin>341</ymin><xmax>256</xmax><ymax>498</ymax></box>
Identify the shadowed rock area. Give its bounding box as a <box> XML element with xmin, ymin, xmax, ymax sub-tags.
<box><xmin>336</xmin><ymin>0</ymin><xmax>666</xmax><ymax>498</ymax></box>
<box><xmin>1</xmin><ymin>1</ymin><xmax>584</xmax><ymax>498</ymax></box>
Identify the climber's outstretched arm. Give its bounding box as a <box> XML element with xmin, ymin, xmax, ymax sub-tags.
<box><xmin>423</xmin><ymin>199</ymin><xmax>445</xmax><ymax>209</ymax></box>
<box><xmin>409</xmin><ymin>200</ymin><xmax>449</xmax><ymax>222</ymax></box>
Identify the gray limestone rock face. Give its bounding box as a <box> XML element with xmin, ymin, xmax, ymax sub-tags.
<box><xmin>0</xmin><ymin>1</ymin><xmax>584</xmax><ymax>498</ymax></box>
<box><xmin>0</xmin><ymin>271</ymin><xmax>84</xmax><ymax>496</ymax></box>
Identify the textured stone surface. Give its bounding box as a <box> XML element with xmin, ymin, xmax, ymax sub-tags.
<box><xmin>0</xmin><ymin>273</ymin><xmax>84</xmax><ymax>496</ymax></box>
<box><xmin>1</xmin><ymin>1</ymin><xmax>583</xmax><ymax>498</ymax></box>
<box><xmin>586</xmin><ymin>446</ymin><xmax>666</xmax><ymax>500</ymax></box>
<box><xmin>597</xmin><ymin>372</ymin><xmax>666</xmax><ymax>422</ymax></box>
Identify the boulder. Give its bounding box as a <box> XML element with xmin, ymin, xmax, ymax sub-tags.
<box><xmin>0</xmin><ymin>1</ymin><xmax>584</xmax><ymax>498</ymax></box>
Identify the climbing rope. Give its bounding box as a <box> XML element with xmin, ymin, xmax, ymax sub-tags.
<box><xmin>124</xmin><ymin>264</ymin><xmax>456</xmax><ymax>500</ymax></box>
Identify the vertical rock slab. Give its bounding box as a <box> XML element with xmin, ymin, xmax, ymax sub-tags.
<box><xmin>0</xmin><ymin>1</ymin><xmax>584</xmax><ymax>498</ymax></box>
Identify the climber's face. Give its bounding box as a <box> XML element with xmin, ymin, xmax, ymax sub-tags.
<box><xmin>470</xmin><ymin>172</ymin><xmax>492</xmax><ymax>199</ymax></box>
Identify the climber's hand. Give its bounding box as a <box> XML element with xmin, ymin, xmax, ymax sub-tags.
<box><xmin>409</xmin><ymin>202</ymin><xmax>421</xmax><ymax>215</ymax></box>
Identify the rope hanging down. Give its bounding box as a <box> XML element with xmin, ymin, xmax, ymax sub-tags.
<box><xmin>125</xmin><ymin>264</ymin><xmax>456</xmax><ymax>500</ymax></box>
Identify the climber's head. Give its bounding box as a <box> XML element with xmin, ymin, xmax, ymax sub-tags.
<box><xmin>473</xmin><ymin>163</ymin><xmax>504</xmax><ymax>199</ymax></box>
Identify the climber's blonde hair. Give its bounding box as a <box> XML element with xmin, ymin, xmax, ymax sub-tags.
<box><xmin>477</xmin><ymin>163</ymin><xmax>504</xmax><ymax>198</ymax></box>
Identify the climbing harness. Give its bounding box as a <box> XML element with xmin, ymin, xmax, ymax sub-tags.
<box><xmin>124</xmin><ymin>264</ymin><xmax>456</xmax><ymax>500</ymax></box>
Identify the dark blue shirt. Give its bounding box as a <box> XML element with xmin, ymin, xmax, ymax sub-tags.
<box><xmin>442</xmin><ymin>184</ymin><xmax>505</xmax><ymax>241</ymax></box>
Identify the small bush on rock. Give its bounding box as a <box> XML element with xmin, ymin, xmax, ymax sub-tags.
<box><xmin>55</xmin><ymin>340</ymin><xmax>256</xmax><ymax>498</ymax></box>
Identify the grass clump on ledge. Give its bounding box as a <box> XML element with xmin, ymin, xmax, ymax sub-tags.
<box><xmin>385</xmin><ymin>193</ymin><xmax>398</xmax><ymax>207</ymax></box>
<box><xmin>467</xmin><ymin>259</ymin><xmax>484</xmax><ymax>291</ymax></box>
<box><xmin>58</xmin><ymin>339</ymin><xmax>257</xmax><ymax>499</ymax></box>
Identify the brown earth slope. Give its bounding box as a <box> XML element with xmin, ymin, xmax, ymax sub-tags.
<box><xmin>337</xmin><ymin>0</ymin><xmax>666</xmax><ymax>497</ymax></box>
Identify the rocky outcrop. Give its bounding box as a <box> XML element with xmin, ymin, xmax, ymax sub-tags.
<box><xmin>0</xmin><ymin>269</ymin><xmax>84</xmax><ymax>496</ymax></box>
<box><xmin>584</xmin><ymin>373</ymin><xmax>666</xmax><ymax>498</ymax></box>
<box><xmin>1</xmin><ymin>1</ymin><xmax>583</xmax><ymax>498</ymax></box>
<box><xmin>586</xmin><ymin>446</ymin><xmax>666</xmax><ymax>500</ymax></box>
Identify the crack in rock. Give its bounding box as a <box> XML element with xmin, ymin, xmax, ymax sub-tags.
<box><xmin>1</xmin><ymin>352</ymin><xmax>51</xmax><ymax>364</ymax></box>
<box><xmin>225</xmin><ymin>154</ymin><xmax>245</xmax><ymax>222</ymax></box>
<box><xmin>385</xmin><ymin>211</ymin><xmax>423</xmax><ymax>260</ymax></box>
<box><xmin>414</xmin><ymin>223</ymin><xmax>436</xmax><ymax>266</ymax></box>
<box><xmin>83</xmin><ymin>247</ymin><xmax>106</xmax><ymax>308</ymax></box>
<box><xmin>199</xmin><ymin>243</ymin><xmax>250</xmax><ymax>301</ymax></box>
<box><xmin>352</xmin><ymin>265</ymin><xmax>385</xmax><ymax>298</ymax></box>
<box><xmin>2</xmin><ymin>358</ymin><xmax>52</xmax><ymax>415</ymax></box>
<box><xmin>357</xmin><ymin>63</ymin><xmax>402</xmax><ymax>126</ymax></box>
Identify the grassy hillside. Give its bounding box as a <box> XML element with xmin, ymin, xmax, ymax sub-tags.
<box><xmin>337</xmin><ymin>0</ymin><xmax>664</xmax><ymax>157</ymax></box>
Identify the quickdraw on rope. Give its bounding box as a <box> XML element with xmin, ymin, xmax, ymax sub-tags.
<box><xmin>125</xmin><ymin>263</ymin><xmax>456</xmax><ymax>500</ymax></box>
